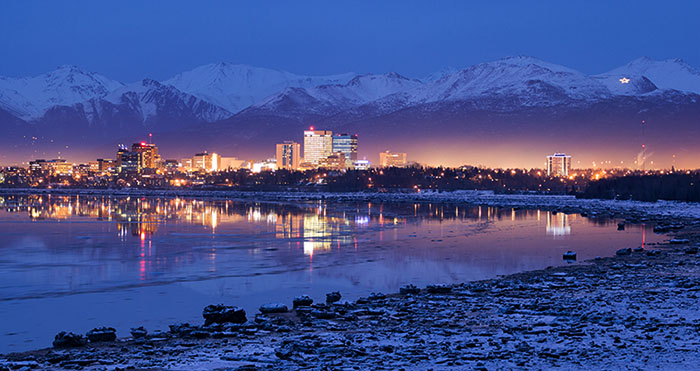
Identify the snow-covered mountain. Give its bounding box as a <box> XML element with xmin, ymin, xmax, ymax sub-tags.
<box><xmin>2</xmin><ymin>56</ymin><xmax>700</xmax><ymax>164</ymax></box>
<box><xmin>605</xmin><ymin>57</ymin><xmax>700</xmax><ymax>94</ymax></box>
<box><xmin>410</xmin><ymin>56</ymin><xmax>612</xmax><ymax>105</ymax></box>
<box><xmin>249</xmin><ymin>72</ymin><xmax>423</xmax><ymax>116</ymax></box>
<box><xmin>36</xmin><ymin>79</ymin><xmax>232</xmax><ymax>133</ymax></box>
<box><xmin>164</xmin><ymin>63</ymin><xmax>355</xmax><ymax>114</ymax></box>
<box><xmin>0</xmin><ymin>65</ymin><xmax>123</xmax><ymax>120</ymax></box>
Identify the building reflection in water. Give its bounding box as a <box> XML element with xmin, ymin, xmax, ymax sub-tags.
<box><xmin>0</xmin><ymin>194</ymin><xmax>627</xmax><ymax>281</ymax></box>
<box><xmin>546</xmin><ymin>212</ymin><xmax>572</xmax><ymax>237</ymax></box>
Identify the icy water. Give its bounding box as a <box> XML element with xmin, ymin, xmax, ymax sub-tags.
<box><xmin>0</xmin><ymin>194</ymin><xmax>662</xmax><ymax>353</ymax></box>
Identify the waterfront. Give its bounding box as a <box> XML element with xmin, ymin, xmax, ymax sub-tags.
<box><xmin>0</xmin><ymin>194</ymin><xmax>662</xmax><ymax>353</ymax></box>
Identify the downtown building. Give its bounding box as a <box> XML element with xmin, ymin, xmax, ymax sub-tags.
<box><xmin>332</xmin><ymin>134</ymin><xmax>358</xmax><ymax>169</ymax></box>
<box><xmin>546</xmin><ymin>153</ymin><xmax>572</xmax><ymax>177</ymax></box>
<box><xmin>303</xmin><ymin>129</ymin><xmax>333</xmax><ymax>165</ymax></box>
<box><xmin>116</xmin><ymin>145</ymin><xmax>141</xmax><ymax>173</ymax></box>
<box><xmin>379</xmin><ymin>150</ymin><xmax>407</xmax><ymax>168</ymax></box>
<box><xmin>276</xmin><ymin>141</ymin><xmax>301</xmax><ymax>170</ymax></box>
<box><xmin>131</xmin><ymin>142</ymin><xmax>160</xmax><ymax>169</ymax></box>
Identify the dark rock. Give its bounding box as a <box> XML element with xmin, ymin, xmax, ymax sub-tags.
<box><xmin>86</xmin><ymin>327</ymin><xmax>116</xmax><ymax>342</ymax></box>
<box><xmin>169</xmin><ymin>323</ymin><xmax>196</xmax><ymax>337</ymax></box>
<box><xmin>45</xmin><ymin>352</ymin><xmax>69</xmax><ymax>364</ymax></box>
<box><xmin>670</xmin><ymin>238</ymin><xmax>690</xmax><ymax>245</ymax></box>
<box><xmin>293</xmin><ymin>295</ymin><xmax>313</xmax><ymax>308</ymax></box>
<box><xmin>326</xmin><ymin>291</ymin><xmax>342</xmax><ymax>304</ymax></box>
<box><xmin>203</xmin><ymin>304</ymin><xmax>247</xmax><ymax>325</ymax></box>
<box><xmin>684</xmin><ymin>246</ymin><xmax>699</xmax><ymax>254</ymax></box>
<box><xmin>259</xmin><ymin>303</ymin><xmax>289</xmax><ymax>314</ymax></box>
<box><xmin>368</xmin><ymin>292</ymin><xmax>386</xmax><ymax>300</ymax></box>
<box><xmin>190</xmin><ymin>330</ymin><xmax>210</xmax><ymax>339</ymax></box>
<box><xmin>563</xmin><ymin>251</ymin><xmax>576</xmax><ymax>260</ymax></box>
<box><xmin>52</xmin><ymin>332</ymin><xmax>86</xmax><ymax>348</ymax></box>
<box><xmin>400</xmin><ymin>284</ymin><xmax>420</xmax><ymax>295</ymax></box>
<box><xmin>617</xmin><ymin>223</ymin><xmax>625</xmax><ymax>231</ymax></box>
<box><xmin>130</xmin><ymin>326</ymin><xmax>147</xmax><ymax>339</ymax></box>
<box><xmin>634</xmin><ymin>246</ymin><xmax>644</xmax><ymax>252</ymax></box>
<box><xmin>616</xmin><ymin>248</ymin><xmax>632</xmax><ymax>256</ymax></box>
<box><xmin>311</xmin><ymin>310</ymin><xmax>336</xmax><ymax>319</ymax></box>
<box><xmin>427</xmin><ymin>284</ymin><xmax>452</xmax><ymax>294</ymax></box>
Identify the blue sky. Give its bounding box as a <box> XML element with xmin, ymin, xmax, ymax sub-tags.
<box><xmin>1</xmin><ymin>0</ymin><xmax>698</xmax><ymax>81</ymax></box>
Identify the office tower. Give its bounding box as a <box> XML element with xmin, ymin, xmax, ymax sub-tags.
<box><xmin>117</xmin><ymin>145</ymin><xmax>141</xmax><ymax>173</ymax></box>
<box><xmin>379</xmin><ymin>151</ymin><xmax>407</xmax><ymax>167</ymax></box>
<box><xmin>131</xmin><ymin>142</ymin><xmax>159</xmax><ymax>169</ymax></box>
<box><xmin>546</xmin><ymin>153</ymin><xmax>572</xmax><ymax>176</ymax></box>
<box><xmin>276</xmin><ymin>141</ymin><xmax>301</xmax><ymax>170</ymax></box>
<box><xmin>303</xmin><ymin>129</ymin><xmax>333</xmax><ymax>165</ymax></box>
<box><xmin>332</xmin><ymin>134</ymin><xmax>358</xmax><ymax>169</ymax></box>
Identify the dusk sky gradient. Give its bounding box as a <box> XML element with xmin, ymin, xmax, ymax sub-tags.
<box><xmin>2</xmin><ymin>0</ymin><xmax>699</xmax><ymax>81</ymax></box>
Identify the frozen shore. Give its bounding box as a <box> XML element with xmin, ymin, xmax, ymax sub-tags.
<box><xmin>2</xmin><ymin>189</ymin><xmax>700</xmax><ymax>370</ymax></box>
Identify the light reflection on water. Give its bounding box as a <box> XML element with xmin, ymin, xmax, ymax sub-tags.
<box><xmin>0</xmin><ymin>195</ymin><xmax>662</xmax><ymax>353</ymax></box>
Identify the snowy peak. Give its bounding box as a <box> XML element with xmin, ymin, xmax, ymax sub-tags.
<box><xmin>253</xmin><ymin>72</ymin><xmax>423</xmax><ymax>113</ymax></box>
<box><xmin>101</xmin><ymin>78</ymin><xmax>232</xmax><ymax>122</ymax></box>
<box><xmin>165</xmin><ymin>63</ymin><xmax>355</xmax><ymax>113</ymax></box>
<box><xmin>414</xmin><ymin>56</ymin><xmax>610</xmax><ymax>103</ymax></box>
<box><xmin>0</xmin><ymin>65</ymin><xmax>123</xmax><ymax>119</ymax></box>
<box><xmin>592</xmin><ymin>74</ymin><xmax>658</xmax><ymax>96</ymax></box>
<box><xmin>605</xmin><ymin>57</ymin><xmax>700</xmax><ymax>94</ymax></box>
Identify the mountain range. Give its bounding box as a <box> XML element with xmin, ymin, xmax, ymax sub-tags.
<box><xmin>1</xmin><ymin>56</ymin><xmax>699</xmax><ymax>168</ymax></box>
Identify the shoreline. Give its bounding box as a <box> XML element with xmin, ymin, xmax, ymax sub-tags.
<box><xmin>1</xmin><ymin>190</ymin><xmax>700</xmax><ymax>369</ymax></box>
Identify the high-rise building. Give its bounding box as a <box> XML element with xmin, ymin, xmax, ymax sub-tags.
<box><xmin>117</xmin><ymin>145</ymin><xmax>142</xmax><ymax>173</ymax></box>
<box><xmin>546</xmin><ymin>153</ymin><xmax>572</xmax><ymax>176</ymax></box>
<box><xmin>276</xmin><ymin>141</ymin><xmax>301</xmax><ymax>170</ymax></box>
<box><xmin>379</xmin><ymin>151</ymin><xmax>407</xmax><ymax>167</ymax></box>
<box><xmin>303</xmin><ymin>129</ymin><xmax>333</xmax><ymax>165</ymax></box>
<box><xmin>131</xmin><ymin>142</ymin><xmax>159</xmax><ymax>169</ymax></box>
<box><xmin>332</xmin><ymin>134</ymin><xmax>358</xmax><ymax>169</ymax></box>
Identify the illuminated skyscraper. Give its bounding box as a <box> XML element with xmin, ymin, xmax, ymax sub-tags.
<box><xmin>332</xmin><ymin>134</ymin><xmax>358</xmax><ymax>169</ymax></box>
<box><xmin>303</xmin><ymin>129</ymin><xmax>333</xmax><ymax>165</ymax></box>
<box><xmin>131</xmin><ymin>142</ymin><xmax>159</xmax><ymax>169</ymax></box>
<box><xmin>546</xmin><ymin>153</ymin><xmax>572</xmax><ymax>176</ymax></box>
<box><xmin>379</xmin><ymin>151</ymin><xmax>407</xmax><ymax>167</ymax></box>
<box><xmin>276</xmin><ymin>141</ymin><xmax>301</xmax><ymax>170</ymax></box>
<box><xmin>117</xmin><ymin>145</ymin><xmax>141</xmax><ymax>173</ymax></box>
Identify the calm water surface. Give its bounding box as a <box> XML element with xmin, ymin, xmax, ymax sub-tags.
<box><xmin>0</xmin><ymin>194</ymin><xmax>662</xmax><ymax>353</ymax></box>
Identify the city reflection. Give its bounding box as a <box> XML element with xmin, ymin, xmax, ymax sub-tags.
<box><xmin>546</xmin><ymin>212</ymin><xmax>572</xmax><ymax>237</ymax></box>
<box><xmin>0</xmin><ymin>195</ymin><xmax>626</xmax><ymax>267</ymax></box>
<box><xmin>0</xmin><ymin>195</ymin><xmax>612</xmax><ymax>251</ymax></box>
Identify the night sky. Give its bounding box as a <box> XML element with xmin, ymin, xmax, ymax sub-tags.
<box><xmin>2</xmin><ymin>0</ymin><xmax>699</xmax><ymax>80</ymax></box>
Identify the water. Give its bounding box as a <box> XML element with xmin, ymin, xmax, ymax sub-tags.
<box><xmin>0</xmin><ymin>194</ymin><xmax>662</xmax><ymax>353</ymax></box>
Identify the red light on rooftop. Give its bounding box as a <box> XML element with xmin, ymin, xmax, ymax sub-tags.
<box><xmin>309</xmin><ymin>126</ymin><xmax>314</xmax><ymax>130</ymax></box>
<box><xmin>140</xmin><ymin>142</ymin><xmax>147</xmax><ymax>146</ymax></box>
